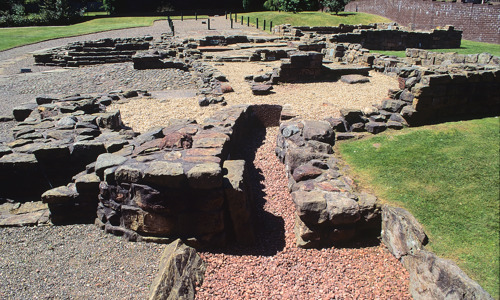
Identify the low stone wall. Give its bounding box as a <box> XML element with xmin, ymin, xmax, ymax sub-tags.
<box><xmin>382</xmin><ymin>205</ymin><xmax>493</xmax><ymax>299</ymax></box>
<box><xmin>0</xmin><ymin>91</ymin><xmax>142</xmax><ymax>205</ymax></box>
<box><xmin>323</xmin><ymin>43</ymin><xmax>500</xmax><ymax>126</ymax></box>
<box><xmin>275</xmin><ymin>51</ymin><xmax>324</xmax><ymax>82</ymax></box>
<box><xmin>276</xmin><ymin>112</ymin><xmax>381</xmax><ymax>248</ymax></box>
<box><xmin>34</xmin><ymin>37</ymin><xmax>152</xmax><ymax>67</ymax></box>
<box><xmin>329</xmin><ymin>26</ymin><xmax>462</xmax><ymax>50</ymax></box>
<box><xmin>273</xmin><ymin>23</ymin><xmax>379</xmax><ymax>37</ymax></box>
<box><xmin>93</xmin><ymin>105</ymin><xmax>256</xmax><ymax>248</ymax></box>
<box><xmin>275</xmin><ymin>24</ymin><xmax>462</xmax><ymax>50</ymax></box>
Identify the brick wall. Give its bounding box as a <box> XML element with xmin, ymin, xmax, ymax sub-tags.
<box><xmin>345</xmin><ymin>0</ymin><xmax>500</xmax><ymax>44</ymax></box>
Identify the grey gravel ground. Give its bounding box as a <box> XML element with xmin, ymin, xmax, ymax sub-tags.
<box><xmin>0</xmin><ymin>225</ymin><xmax>164</xmax><ymax>299</ymax></box>
<box><xmin>0</xmin><ymin>17</ymin><xmax>267</xmax><ymax>142</ymax></box>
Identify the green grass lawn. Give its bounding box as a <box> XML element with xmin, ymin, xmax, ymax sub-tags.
<box><xmin>337</xmin><ymin>117</ymin><xmax>500</xmax><ymax>299</ymax></box>
<box><xmin>0</xmin><ymin>15</ymin><xmax>207</xmax><ymax>51</ymax></box>
<box><xmin>240</xmin><ymin>11</ymin><xmax>392</xmax><ymax>27</ymax></box>
<box><xmin>374</xmin><ymin>40</ymin><xmax>500</xmax><ymax>57</ymax></box>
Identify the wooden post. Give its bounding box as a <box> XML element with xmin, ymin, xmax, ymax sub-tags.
<box><xmin>208</xmin><ymin>18</ymin><xmax>211</xmax><ymax>30</ymax></box>
<box><xmin>235</xmin><ymin>12</ymin><xmax>237</xmax><ymax>21</ymax></box>
<box><xmin>241</xmin><ymin>16</ymin><xmax>243</xmax><ymax>25</ymax></box>
<box><xmin>256</xmin><ymin>18</ymin><xmax>259</xmax><ymax>29</ymax></box>
<box><xmin>181</xmin><ymin>12</ymin><xmax>183</xmax><ymax>21</ymax></box>
<box><xmin>231</xmin><ymin>18</ymin><xmax>233</xmax><ymax>29</ymax></box>
<box><xmin>270</xmin><ymin>21</ymin><xmax>273</xmax><ymax>32</ymax></box>
<box><xmin>195</xmin><ymin>11</ymin><xmax>197</xmax><ymax>20</ymax></box>
<box><xmin>247</xmin><ymin>16</ymin><xmax>249</xmax><ymax>26</ymax></box>
<box><xmin>264</xmin><ymin>20</ymin><xmax>266</xmax><ymax>31</ymax></box>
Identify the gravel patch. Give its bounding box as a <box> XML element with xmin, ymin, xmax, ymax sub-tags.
<box><xmin>196</xmin><ymin>126</ymin><xmax>411</xmax><ymax>299</ymax></box>
<box><xmin>0</xmin><ymin>224</ymin><xmax>164</xmax><ymax>299</ymax></box>
<box><xmin>113</xmin><ymin>61</ymin><xmax>399</xmax><ymax>134</ymax></box>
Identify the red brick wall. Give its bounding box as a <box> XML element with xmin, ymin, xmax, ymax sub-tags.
<box><xmin>345</xmin><ymin>0</ymin><xmax>500</xmax><ymax>44</ymax></box>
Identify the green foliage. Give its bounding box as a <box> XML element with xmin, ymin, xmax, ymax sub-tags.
<box><xmin>0</xmin><ymin>0</ymin><xmax>84</xmax><ymax>26</ymax></box>
<box><xmin>280</xmin><ymin>0</ymin><xmax>301</xmax><ymax>12</ymax></box>
<box><xmin>262</xmin><ymin>0</ymin><xmax>318</xmax><ymax>11</ymax></box>
<box><xmin>338</xmin><ymin>117</ymin><xmax>500</xmax><ymax>299</ymax></box>
<box><xmin>322</xmin><ymin>0</ymin><xmax>349</xmax><ymax>14</ymax></box>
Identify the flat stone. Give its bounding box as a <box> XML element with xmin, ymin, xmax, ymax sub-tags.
<box><xmin>143</xmin><ymin>161</ymin><xmax>186</xmax><ymax>188</ymax></box>
<box><xmin>0</xmin><ymin>210</ymin><xmax>48</xmax><ymax>227</ymax></box>
<box><xmin>340</xmin><ymin>74</ymin><xmax>370</xmax><ymax>84</ymax></box>
<box><xmin>0</xmin><ymin>153</ymin><xmax>38</xmax><ymax>166</ymax></box>
<box><xmin>75</xmin><ymin>173</ymin><xmax>101</xmax><ymax>193</ymax></box>
<box><xmin>12</xmin><ymin>103</ymin><xmax>38</xmax><ymax>122</ymax></box>
<box><xmin>186</xmin><ymin>162</ymin><xmax>222</xmax><ymax>189</ymax></box>
<box><xmin>115</xmin><ymin>164</ymin><xmax>144</xmax><ymax>183</ymax></box>
<box><xmin>41</xmin><ymin>185</ymin><xmax>79</xmax><ymax>204</ymax></box>
<box><xmin>251</xmin><ymin>83</ymin><xmax>273</xmax><ymax>95</ymax></box>
<box><xmin>95</xmin><ymin>153</ymin><xmax>128</xmax><ymax>177</ymax></box>
<box><xmin>292</xmin><ymin>164</ymin><xmax>324</xmax><ymax>182</ymax></box>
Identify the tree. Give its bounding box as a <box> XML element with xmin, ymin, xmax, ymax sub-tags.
<box><xmin>321</xmin><ymin>0</ymin><xmax>349</xmax><ymax>14</ymax></box>
<box><xmin>279</xmin><ymin>0</ymin><xmax>301</xmax><ymax>12</ymax></box>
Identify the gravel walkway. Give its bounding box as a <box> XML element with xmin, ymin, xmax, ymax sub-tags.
<box><xmin>0</xmin><ymin>18</ymin><xmax>411</xmax><ymax>299</ymax></box>
<box><xmin>197</xmin><ymin>127</ymin><xmax>411</xmax><ymax>299</ymax></box>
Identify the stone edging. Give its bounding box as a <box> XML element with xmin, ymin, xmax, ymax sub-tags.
<box><xmin>381</xmin><ymin>205</ymin><xmax>493</xmax><ymax>299</ymax></box>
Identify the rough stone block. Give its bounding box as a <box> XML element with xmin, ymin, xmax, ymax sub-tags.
<box><xmin>149</xmin><ymin>239</ymin><xmax>206</xmax><ymax>300</ymax></box>
<box><xmin>186</xmin><ymin>163</ymin><xmax>223</xmax><ymax>189</ymax></box>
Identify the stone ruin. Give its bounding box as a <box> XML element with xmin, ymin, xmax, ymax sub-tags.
<box><xmin>3</xmin><ymin>26</ymin><xmax>499</xmax><ymax>299</ymax></box>
<box><xmin>274</xmin><ymin>23</ymin><xmax>462</xmax><ymax>50</ymax></box>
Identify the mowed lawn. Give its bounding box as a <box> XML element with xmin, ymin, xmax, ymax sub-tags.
<box><xmin>0</xmin><ymin>15</ymin><xmax>206</xmax><ymax>51</ymax></box>
<box><xmin>241</xmin><ymin>11</ymin><xmax>392</xmax><ymax>27</ymax></box>
<box><xmin>338</xmin><ymin>117</ymin><xmax>500</xmax><ymax>298</ymax></box>
<box><xmin>374</xmin><ymin>40</ymin><xmax>500</xmax><ymax>57</ymax></box>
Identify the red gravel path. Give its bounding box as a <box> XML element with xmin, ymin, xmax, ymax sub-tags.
<box><xmin>197</xmin><ymin>127</ymin><xmax>411</xmax><ymax>299</ymax></box>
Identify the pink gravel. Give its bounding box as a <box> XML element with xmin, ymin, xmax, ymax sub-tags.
<box><xmin>196</xmin><ymin>127</ymin><xmax>411</xmax><ymax>299</ymax></box>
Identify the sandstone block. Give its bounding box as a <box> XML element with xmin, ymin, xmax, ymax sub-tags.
<box><xmin>144</xmin><ymin>161</ymin><xmax>186</xmax><ymax>188</ymax></box>
<box><xmin>186</xmin><ymin>163</ymin><xmax>222</xmax><ymax>189</ymax></box>
<box><xmin>149</xmin><ymin>239</ymin><xmax>206</xmax><ymax>300</ymax></box>
<box><xmin>41</xmin><ymin>185</ymin><xmax>79</xmax><ymax>204</ymax></box>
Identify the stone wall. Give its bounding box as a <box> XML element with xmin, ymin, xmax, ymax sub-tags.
<box><xmin>345</xmin><ymin>0</ymin><xmax>500</xmax><ymax>44</ymax></box>
<box><xmin>274</xmin><ymin>24</ymin><xmax>462</xmax><ymax>50</ymax></box>
<box><xmin>328</xmin><ymin>26</ymin><xmax>462</xmax><ymax>50</ymax></box>
<box><xmin>273</xmin><ymin>23</ymin><xmax>379</xmax><ymax>37</ymax></box>
<box><xmin>0</xmin><ymin>92</ymin><xmax>140</xmax><ymax>204</ymax></box>
<box><xmin>323</xmin><ymin>43</ymin><xmax>500</xmax><ymax>126</ymax></box>
<box><xmin>34</xmin><ymin>37</ymin><xmax>153</xmax><ymax>67</ymax></box>
<box><xmin>276</xmin><ymin>112</ymin><xmax>381</xmax><ymax>248</ymax></box>
<box><xmin>93</xmin><ymin>105</ymin><xmax>256</xmax><ymax>248</ymax></box>
<box><xmin>382</xmin><ymin>205</ymin><xmax>493</xmax><ymax>299</ymax></box>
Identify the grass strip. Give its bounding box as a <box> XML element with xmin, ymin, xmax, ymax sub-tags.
<box><xmin>338</xmin><ymin>117</ymin><xmax>499</xmax><ymax>299</ymax></box>
<box><xmin>373</xmin><ymin>40</ymin><xmax>500</xmax><ymax>57</ymax></box>
<box><xmin>0</xmin><ymin>15</ymin><xmax>207</xmax><ymax>51</ymax></box>
<box><xmin>240</xmin><ymin>11</ymin><xmax>392</xmax><ymax>27</ymax></box>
